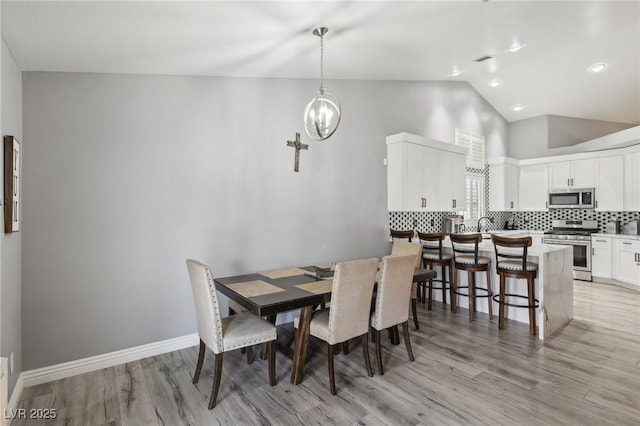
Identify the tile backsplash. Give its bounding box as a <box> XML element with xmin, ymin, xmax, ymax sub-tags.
<box><xmin>389</xmin><ymin>164</ymin><xmax>640</xmax><ymax>234</ymax></box>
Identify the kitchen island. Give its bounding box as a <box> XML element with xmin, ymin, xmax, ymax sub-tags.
<box><xmin>430</xmin><ymin>232</ymin><xmax>573</xmax><ymax>340</ymax></box>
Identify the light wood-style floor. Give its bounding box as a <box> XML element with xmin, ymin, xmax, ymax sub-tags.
<box><xmin>14</xmin><ymin>281</ymin><xmax>640</xmax><ymax>425</ymax></box>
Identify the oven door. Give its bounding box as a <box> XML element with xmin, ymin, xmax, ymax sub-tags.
<box><xmin>543</xmin><ymin>238</ymin><xmax>592</xmax><ymax>280</ymax></box>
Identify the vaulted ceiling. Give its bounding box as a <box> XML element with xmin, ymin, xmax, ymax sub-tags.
<box><xmin>2</xmin><ymin>1</ymin><xmax>639</xmax><ymax>124</ymax></box>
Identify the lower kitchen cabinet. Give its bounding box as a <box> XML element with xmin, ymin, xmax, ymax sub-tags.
<box><xmin>612</xmin><ymin>238</ymin><xmax>640</xmax><ymax>288</ymax></box>
<box><xmin>591</xmin><ymin>236</ymin><xmax>612</xmax><ymax>279</ymax></box>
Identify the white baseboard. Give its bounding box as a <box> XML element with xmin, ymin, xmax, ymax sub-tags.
<box><xmin>22</xmin><ymin>333</ymin><xmax>199</xmax><ymax>388</ymax></box>
<box><xmin>7</xmin><ymin>373</ymin><xmax>24</xmax><ymax>425</ymax></box>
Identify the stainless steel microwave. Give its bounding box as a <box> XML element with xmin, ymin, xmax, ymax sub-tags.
<box><xmin>548</xmin><ymin>188</ymin><xmax>595</xmax><ymax>209</ymax></box>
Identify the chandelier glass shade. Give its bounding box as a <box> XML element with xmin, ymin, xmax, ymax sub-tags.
<box><xmin>303</xmin><ymin>27</ymin><xmax>341</xmax><ymax>141</ymax></box>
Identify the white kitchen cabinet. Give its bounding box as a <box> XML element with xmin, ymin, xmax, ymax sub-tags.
<box><xmin>437</xmin><ymin>150</ymin><xmax>467</xmax><ymax>211</ymax></box>
<box><xmin>594</xmin><ymin>155</ymin><xmax>623</xmax><ymax>211</ymax></box>
<box><xmin>386</xmin><ymin>133</ymin><xmax>466</xmax><ymax>212</ymax></box>
<box><xmin>612</xmin><ymin>238</ymin><xmax>640</xmax><ymax>288</ymax></box>
<box><xmin>489</xmin><ymin>160</ymin><xmax>519</xmax><ymax>211</ymax></box>
<box><xmin>591</xmin><ymin>235</ymin><xmax>612</xmax><ymax>279</ymax></box>
<box><xmin>518</xmin><ymin>163</ymin><xmax>549</xmax><ymax>211</ymax></box>
<box><xmin>548</xmin><ymin>159</ymin><xmax>595</xmax><ymax>190</ymax></box>
<box><xmin>387</xmin><ymin>140</ymin><xmax>437</xmax><ymax>211</ymax></box>
<box><xmin>624</xmin><ymin>151</ymin><xmax>640</xmax><ymax>211</ymax></box>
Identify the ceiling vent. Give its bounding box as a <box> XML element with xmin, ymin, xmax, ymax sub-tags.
<box><xmin>474</xmin><ymin>55</ymin><xmax>494</xmax><ymax>62</ymax></box>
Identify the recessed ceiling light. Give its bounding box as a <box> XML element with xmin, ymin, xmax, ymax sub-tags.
<box><xmin>511</xmin><ymin>104</ymin><xmax>525</xmax><ymax>112</ymax></box>
<box><xmin>506</xmin><ymin>43</ymin><xmax>526</xmax><ymax>53</ymax></box>
<box><xmin>488</xmin><ymin>79</ymin><xmax>503</xmax><ymax>88</ymax></box>
<box><xmin>588</xmin><ymin>63</ymin><xmax>607</xmax><ymax>73</ymax></box>
<box><xmin>449</xmin><ymin>70</ymin><xmax>463</xmax><ymax>77</ymax></box>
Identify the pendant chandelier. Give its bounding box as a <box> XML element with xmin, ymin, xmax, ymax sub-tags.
<box><xmin>303</xmin><ymin>27</ymin><xmax>341</xmax><ymax>141</ymax></box>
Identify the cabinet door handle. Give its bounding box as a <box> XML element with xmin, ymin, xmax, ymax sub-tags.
<box><xmin>510</xmin><ymin>201</ymin><xmax>514</xmax><ymax>209</ymax></box>
<box><xmin>591</xmin><ymin>248</ymin><xmax>594</xmax><ymax>256</ymax></box>
<box><xmin>568</xmin><ymin>178</ymin><xmax>570</xmax><ymax>186</ymax></box>
<box><xmin>545</xmin><ymin>201</ymin><xmax>548</xmax><ymax>208</ymax></box>
<box><xmin>623</xmin><ymin>242</ymin><xmax>632</xmax><ymax>245</ymax></box>
<box><xmin>596</xmin><ymin>201</ymin><xmax>598</xmax><ymax>209</ymax></box>
<box><xmin>595</xmin><ymin>239</ymin><xmax>607</xmax><ymax>243</ymax></box>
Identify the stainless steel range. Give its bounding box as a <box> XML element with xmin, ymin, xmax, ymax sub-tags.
<box><xmin>543</xmin><ymin>219</ymin><xmax>599</xmax><ymax>281</ymax></box>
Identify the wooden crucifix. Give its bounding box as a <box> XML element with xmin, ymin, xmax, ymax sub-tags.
<box><xmin>286</xmin><ymin>132</ymin><xmax>308</xmax><ymax>172</ymax></box>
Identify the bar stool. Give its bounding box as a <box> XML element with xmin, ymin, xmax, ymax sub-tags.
<box><xmin>416</xmin><ymin>231</ymin><xmax>453</xmax><ymax>311</ymax></box>
<box><xmin>491</xmin><ymin>235</ymin><xmax>539</xmax><ymax>336</ymax></box>
<box><xmin>390</xmin><ymin>229</ymin><xmax>414</xmax><ymax>241</ymax></box>
<box><xmin>449</xmin><ymin>233</ymin><xmax>493</xmax><ymax>322</ymax></box>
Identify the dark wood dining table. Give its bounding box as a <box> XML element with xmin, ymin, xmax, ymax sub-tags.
<box><xmin>214</xmin><ymin>264</ymin><xmax>435</xmax><ymax>385</ymax></box>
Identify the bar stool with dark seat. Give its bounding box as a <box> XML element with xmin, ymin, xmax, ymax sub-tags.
<box><xmin>491</xmin><ymin>235</ymin><xmax>539</xmax><ymax>336</ymax></box>
<box><xmin>449</xmin><ymin>233</ymin><xmax>493</xmax><ymax>322</ymax></box>
<box><xmin>416</xmin><ymin>231</ymin><xmax>453</xmax><ymax>311</ymax></box>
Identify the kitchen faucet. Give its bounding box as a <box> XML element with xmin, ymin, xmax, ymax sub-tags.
<box><xmin>477</xmin><ymin>216</ymin><xmax>494</xmax><ymax>232</ymax></box>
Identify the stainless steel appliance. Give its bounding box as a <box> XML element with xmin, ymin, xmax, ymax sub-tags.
<box><xmin>548</xmin><ymin>188</ymin><xmax>595</xmax><ymax>209</ymax></box>
<box><xmin>624</xmin><ymin>220</ymin><xmax>640</xmax><ymax>235</ymax></box>
<box><xmin>543</xmin><ymin>219</ymin><xmax>599</xmax><ymax>281</ymax></box>
<box><xmin>443</xmin><ymin>215</ymin><xmax>465</xmax><ymax>234</ymax></box>
<box><xmin>605</xmin><ymin>221</ymin><xmax>620</xmax><ymax>234</ymax></box>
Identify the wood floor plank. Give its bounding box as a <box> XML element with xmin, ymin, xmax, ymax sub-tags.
<box><xmin>15</xmin><ymin>280</ymin><xmax>640</xmax><ymax>425</ymax></box>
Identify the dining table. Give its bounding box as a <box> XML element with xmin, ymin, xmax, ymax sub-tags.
<box><xmin>214</xmin><ymin>263</ymin><xmax>436</xmax><ymax>385</ymax></box>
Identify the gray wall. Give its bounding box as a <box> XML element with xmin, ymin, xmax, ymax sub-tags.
<box><xmin>508</xmin><ymin>114</ymin><xmax>633</xmax><ymax>159</ymax></box>
<box><xmin>22</xmin><ymin>72</ymin><xmax>507</xmax><ymax>369</ymax></box>
<box><xmin>1</xmin><ymin>38</ymin><xmax>22</xmax><ymax>396</ymax></box>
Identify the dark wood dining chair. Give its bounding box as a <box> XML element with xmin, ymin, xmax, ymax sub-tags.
<box><xmin>491</xmin><ymin>235</ymin><xmax>539</xmax><ymax>335</ymax></box>
<box><xmin>186</xmin><ymin>259</ymin><xmax>277</xmax><ymax>408</ymax></box>
<box><xmin>416</xmin><ymin>231</ymin><xmax>454</xmax><ymax>311</ymax></box>
<box><xmin>370</xmin><ymin>254</ymin><xmax>417</xmax><ymax>375</ymax></box>
<box><xmin>295</xmin><ymin>258</ymin><xmax>379</xmax><ymax>395</ymax></box>
<box><xmin>449</xmin><ymin>233</ymin><xmax>493</xmax><ymax>322</ymax></box>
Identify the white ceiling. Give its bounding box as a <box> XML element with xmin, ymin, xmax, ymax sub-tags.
<box><xmin>2</xmin><ymin>1</ymin><xmax>639</xmax><ymax>124</ymax></box>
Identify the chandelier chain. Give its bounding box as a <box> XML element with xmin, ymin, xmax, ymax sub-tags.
<box><xmin>319</xmin><ymin>33</ymin><xmax>324</xmax><ymax>91</ymax></box>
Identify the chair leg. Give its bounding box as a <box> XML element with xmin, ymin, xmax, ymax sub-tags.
<box><xmin>402</xmin><ymin>321</ymin><xmax>414</xmax><ymax>362</ymax></box>
<box><xmin>447</xmin><ymin>262</ymin><xmax>453</xmax><ymax>306</ymax></box>
<box><xmin>499</xmin><ymin>274</ymin><xmax>506</xmax><ymax>330</ymax></box>
<box><xmin>486</xmin><ymin>269</ymin><xmax>493</xmax><ymax>320</ymax></box>
<box><xmin>416</xmin><ymin>280</ymin><xmax>422</xmax><ymax>303</ymax></box>
<box><xmin>328</xmin><ymin>344</ymin><xmax>337</xmax><ymax>395</ymax></box>
<box><xmin>374</xmin><ymin>329</ymin><xmax>384</xmax><ymax>375</ymax></box>
<box><xmin>441</xmin><ymin>264</ymin><xmax>448</xmax><ymax>306</ymax></box>
<box><xmin>342</xmin><ymin>340</ymin><xmax>350</xmax><ymax>355</ymax></box>
<box><xmin>412</xmin><ymin>298</ymin><xmax>419</xmax><ymax>330</ymax></box>
<box><xmin>451</xmin><ymin>269</ymin><xmax>457</xmax><ymax>313</ymax></box>
<box><xmin>193</xmin><ymin>339</ymin><xmax>206</xmax><ymax>384</ymax></box>
<box><xmin>468</xmin><ymin>270</ymin><xmax>475</xmax><ymax>322</ymax></box>
<box><xmin>208</xmin><ymin>352</ymin><xmax>224</xmax><ymax>409</ymax></box>
<box><xmin>268</xmin><ymin>340</ymin><xmax>276</xmax><ymax>386</ymax></box>
<box><xmin>246</xmin><ymin>345</ymin><xmax>254</xmax><ymax>364</ymax></box>
<box><xmin>361</xmin><ymin>333</ymin><xmax>374</xmax><ymax>377</ymax></box>
<box><xmin>528</xmin><ymin>275</ymin><xmax>537</xmax><ymax>336</ymax></box>
<box><xmin>427</xmin><ymin>279</ymin><xmax>433</xmax><ymax>310</ymax></box>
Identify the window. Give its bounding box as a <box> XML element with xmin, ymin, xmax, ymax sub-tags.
<box><xmin>455</xmin><ymin>129</ymin><xmax>485</xmax><ymax>169</ymax></box>
<box><xmin>464</xmin><ymin>172</ymin><xmax>484</xmax><ymax>223</ymax></box>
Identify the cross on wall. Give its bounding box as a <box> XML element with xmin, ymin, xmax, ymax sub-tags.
<box><xmin>286</xmin><ymin>133</ymin><xmax>309</xmax><ymax>172</ymax></box>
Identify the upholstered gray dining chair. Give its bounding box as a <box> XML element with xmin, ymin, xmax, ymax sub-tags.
<box><xmin>370</xmin><ymin>254</ymin><xmax>417</xmax><ymax>375</ymax></box>
<box><xmin>390</xmin><ymin>241</ymin><xmax>424</xmax><ymax>329</ymax></box>
<box><xmin>186</xmin><ymin>259</ymin><xmax>277</xmax><ymax>409</ymax></box>
<box><xmin>296</xmin><ymin>257</ymin><xmax>379</xmax><ymax>395</ymax></box>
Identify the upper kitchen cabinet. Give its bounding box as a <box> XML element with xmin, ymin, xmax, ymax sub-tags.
<box><xmin>548</xmin><ymin>159</ymin><xmax>595</xmax><ymax>190</ymax></box>
<box><xmin>489</xmin><ymin>158</ymin><xmax>519</xmax><ymax>211</ymax></box>
<box><xmin>437</xmin><ymin>150</ymin><xmax>467</xmax><ymax>211</ymax></box>
<box><xmin>594</xmin><ymin>155</ymin><xmax>623</xmax><ymax>211</ymax></box>
<box><xmin>519</xmin><ymin>163</ymin><xmax>549</xmax><ymax>211</ymax></box>
<box><xmin>624</xmin><ymin>150</ymin><xmax>640</xmax><ymax>211</ymax></box>
<box><xmin>386</xmin><ymin>133</ymin><xmax>466</xmax><ymax>212</ymax></box>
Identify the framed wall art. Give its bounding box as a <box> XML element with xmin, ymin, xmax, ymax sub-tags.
<box><xmin>4</xmin><ymin>135</ymin><xmax>20</xmax><ymax>233</ymax></box>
